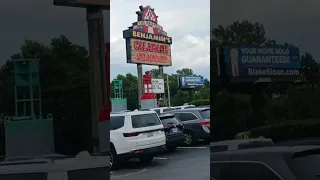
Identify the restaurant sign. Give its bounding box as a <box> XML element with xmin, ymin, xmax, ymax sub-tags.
<box><xmin>123</xmin><ymin>5</ymin><xmax>172</xmax><ymax>66</ymax></box>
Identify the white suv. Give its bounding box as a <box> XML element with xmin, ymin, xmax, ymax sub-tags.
<box><xmin>110</xmin><ymin>110</ymin><xmax>166</xmax><ymax>170</ymax></box>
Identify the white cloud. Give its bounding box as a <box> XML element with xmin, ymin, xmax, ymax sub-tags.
<box><xmin>110</xmin><ymin>0</ymin><xmax>210</xmax><ymax>80</ymax></box>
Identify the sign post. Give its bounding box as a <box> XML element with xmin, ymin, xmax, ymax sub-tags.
<box><xmin>53</xmin><ymin>0</ymin><xmax>110</xmax><ymax>153</ymax></box>
<box><xmin>123</xmin><ymin>5</ymin><xmax>173</xmax><ymax>109</ymax></box>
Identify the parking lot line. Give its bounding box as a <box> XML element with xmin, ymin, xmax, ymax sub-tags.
<box><xmin>177</xmin><ymin>146</ymin><xmax>207</xmax><ymax>149</ymax></box>
<box><xmin>154</xmin><ymin>157</ymin><xmax>168</xmax><ymax>160</ymax></box>
<box><xmin>111</xmin><ymin>168</ymin><xmax>148</xmax><ymax>179</ymax></box>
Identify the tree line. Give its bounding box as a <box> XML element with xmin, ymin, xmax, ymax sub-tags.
<box><xmin>211</xmin><ymin>20</ymin><xmax>320</xmax><ymax>141</ymax></box>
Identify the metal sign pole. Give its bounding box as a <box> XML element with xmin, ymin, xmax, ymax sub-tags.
<box><xmin>137</xmin><ymin>64</ymin><xmax>143</xmax><ymax>110</ymax></box>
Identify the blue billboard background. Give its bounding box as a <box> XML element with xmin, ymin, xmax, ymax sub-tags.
<box><xmin>224</xmin><ymin>46</ymin><xmax>300</xmax><ymax>77</ymax></box>
<box><xmin>179</xmin><ymin>76</ymin><xmax>204</xmax><ymax>89</ymax></box>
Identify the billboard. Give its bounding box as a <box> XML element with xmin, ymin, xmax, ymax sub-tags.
<box><xmin>53</xmin><ymin>0</ymin><xmax>109</xmax><ymax>9</ymax></box>
<box><xmin>123</xmin><ymin>5</ymin><xmax>172</xmax><ymax>66</ymax></box>
<box><xmin>179</xmin><ymin>76</ymin><xmax>205</xmax><ymax>89</ymax></box>
<box><xmin>151</xmin><ymin>79</ymin><xmax>165</xmax><ymax>94</ymax></box>
<box><xmin>224</xmin><ymin>46</ymin><xmax>300</xmax><ymax>78</ymax></box>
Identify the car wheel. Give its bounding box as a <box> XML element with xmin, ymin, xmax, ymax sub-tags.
<box><xmin>110</xmin><ymin>146</ymin><xmax>121</xmax><ymax>170</ymax></box>
<box><xmin>139</xmin><ymin>155</ymin><xmax>154</xmax><ymax>165</ymax></box>
<box><xmin>184</xmin><ymin>132</ymin><xmax>195</xmax><ymax>146</ymax></box>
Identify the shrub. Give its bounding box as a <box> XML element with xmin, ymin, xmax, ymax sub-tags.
<box><xmin>249</xmin><ymin>120</ymin><xmax>320</xmax><ymax>142</ymax></box>
<box><xmin>188</xmin><ymin>99</ymin><xmax>210</xmax><ymax>106</ymax></box>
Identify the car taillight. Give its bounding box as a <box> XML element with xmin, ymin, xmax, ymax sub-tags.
<box><xmin>123</xmin><ymin>132</ymin><xmax>140</xmax><ymax>137</ymax></box>
<box><xmin>163</xmin><ymin>125</ymin><xmax>169</xmax><ymax>128</ymax></box>
<box><xmin>180</xmin><ymin>123</ymin><xmax>184</xmax><ymax>126</ymax></box>
<box><xmin>200</xmin><ymin>121</ymin><xmax>210</xmax><ymax>126</ymax></box>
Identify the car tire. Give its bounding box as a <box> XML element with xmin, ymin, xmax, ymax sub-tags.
<box><xmin>184</xmin><ymin>131</ymin><xmax>195</xmax><ymax>146</ymax></box>
<box><xmin>110</xmin><ymin>146</ymin><xmax>121</xmax><ymax>170</ymax></box>
<box><xmin>139</xmin><ymin>155</ymin><xmax>154</xmax><ymax>165</ymax></box>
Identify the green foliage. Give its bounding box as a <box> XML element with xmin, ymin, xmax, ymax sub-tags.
<box><xmin>112</xmin><ymin>68</ymin><xmax>210</xmax><ymax>108</ymax></box>
<box><xmin>188</xmin><ymin>99</ymin><xmax>210</xmax><ymax>106</ymax></box>
<box><xmin>249</xmin><ymin>120</ymin><xmax>320</xmax><ymax>142</ymax></box>
<box><xmin>0</xmin><ymin>36</ymin><xmax>91</xmax><ymax>155</ymax></box>
<box><xmin>211</xmin><ymin>90</ymin><xmax>251</xmax><ymax>141</ymax></box>
<box><xmin>111</xmin><ymin>73</ymin><xmax>138</xmax><ymax>110</ymax></box>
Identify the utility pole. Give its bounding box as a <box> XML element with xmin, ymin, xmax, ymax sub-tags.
<box><xmin>166</xmin><ymin>75</ymin><xmax>171</xmax><ymax>107</ymax></box>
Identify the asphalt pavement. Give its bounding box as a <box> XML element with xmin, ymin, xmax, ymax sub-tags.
<box><xmin>110</xmin><ymin>143</ymin><xmax>209</xmax><ymax>180</ymax></box>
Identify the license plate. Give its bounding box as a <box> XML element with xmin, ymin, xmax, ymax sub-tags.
<box><xmin>172</xmin><ymin>128</ymin><xmax>178</xmax><ymax>133</ymax></box>
<box><xmin>146</xmin><ymin>132</ymin><xmax>153</xmax><ymax>137</ymax></box>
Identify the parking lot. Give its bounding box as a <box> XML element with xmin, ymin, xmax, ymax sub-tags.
<box><xmin>110</xmin><ymin>143</ymin><xmax>209</xmax><ymax>180</ymax></box>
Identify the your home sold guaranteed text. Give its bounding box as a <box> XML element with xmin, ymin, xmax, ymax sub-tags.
<box><xmin>224</xmin><ymin>46</ymin><xmax>300</xmax><ymax>77</ymax></box>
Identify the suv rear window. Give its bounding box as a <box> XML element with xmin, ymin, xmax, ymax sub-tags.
<box><xmin>110</xmin><ymin>116</ymin><xmax>125</xmax><ymax>130</ymax></box>
<box><xmin>200</xmin><ymin>109</ymin><xmax>210</xmax><ymax>119</ymax></box>
<box><xmin>131</xmin><ymin>113</ymin><xmax>161</xmax><ymax>128</ymax></box>
<box><xmin>160</xmin><ymin>116</ymin><xmax>180</xmax><ymax>125</ymax></box>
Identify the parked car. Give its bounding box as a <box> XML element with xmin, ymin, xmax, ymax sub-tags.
<box><xmin>211</xmin><ymin>145</ymin><xmax>320</xmax><ymax>180</ymax></box>
<box><xmin>149</xmin><ymin>105</ymin><xmax>196</xmax><ymax>115</ymax></box>
<box><xmin>110</xmin><ymin>110</ymin><xmax>166</xmax><ymax>170</ymax></box>
<box><xmin>158</xmin><ymin>113</ymin><xmax>185</xmax><ymax>151</ymax></box>
<box><xmin>166</xmin><ymin>107</ymin><xmax>210</xmax><ymax>145</ymax></box>
<box><xmin>172</xmin><ymin>105</ymin><xmax>196</xmax><ymax>109</ymax></box>
<box><xmin>149</xmin><ymin>107</ymin><xmax>178</xmax><ymax>115</ymax></box>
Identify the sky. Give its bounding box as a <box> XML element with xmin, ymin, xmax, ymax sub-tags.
<box><xmin>110</xmin><ymin>0</ymin><xmax>210</xmax><ymax>80</ymax></box>
<box><xmin>211</xmin><ymin>0</ymin><xmax>320</xmax><ymax>62</ymax></box>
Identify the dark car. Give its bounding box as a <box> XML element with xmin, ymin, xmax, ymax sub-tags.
<box><xmin>165</xmin><ymin>107</ymin><xmax>210</xmax><ymax>146</ymax></box>
<box><xmin>211</xmin><ymin>145</ymin><xmax>320</xmax><ymax>180</ymax></box>
<box><xmin>159</xmin><ymin>113</ymin><xmax>185</xmax><ymax>151</ymax></box>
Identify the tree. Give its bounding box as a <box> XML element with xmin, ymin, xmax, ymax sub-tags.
<box><xmin>212</xmin><ymin>20</ymin><xmax>269</xmax><ymax>47</ymax></box>
<box><xmin>111</xmin><ymin>68</ymin><xmax>210</xmax><ymax>108</ymax></box>
<box><xmin>300</xmin><ymin>52</ymin><xmax>319</xmax><ymax>84</ymax></box>
<box><xmin>0</xmin><ymin>36</ymin><xmax>92</xmax><ymax>155</ymax></box>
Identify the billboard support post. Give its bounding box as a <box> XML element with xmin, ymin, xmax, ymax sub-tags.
<box><xmin>158</xmin><ymin>65</ymin><xmax>165</xmax><ymax>105</ymax></box>
<box><xmin>86</xmin><ymin>7</ymin><xmax>105</xmax><ymax>152</ymax></box>
<box><xmin>137</xmin><ymin>64</ymin><xmax>143</xmax><ymax>109</ymax></box>
<box><xmin>167</xmin><ymin>75</ymin><xmax>171</xmax><ymax>107</ymax></box>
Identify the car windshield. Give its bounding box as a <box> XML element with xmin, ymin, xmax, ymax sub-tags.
<box><xmin>288</xmin><ymin>151</ymin><xmax>320</xmax><ymax>180</ymax></box>
<box><xmin>160</xmin><ymin>116</ymin><xmax>180</xmax><ymax>125</ymax></box>
<box><xmin>200</xmin><ymin>109</ymin><xmax>210</xmax><ymax>119</ymax></box>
